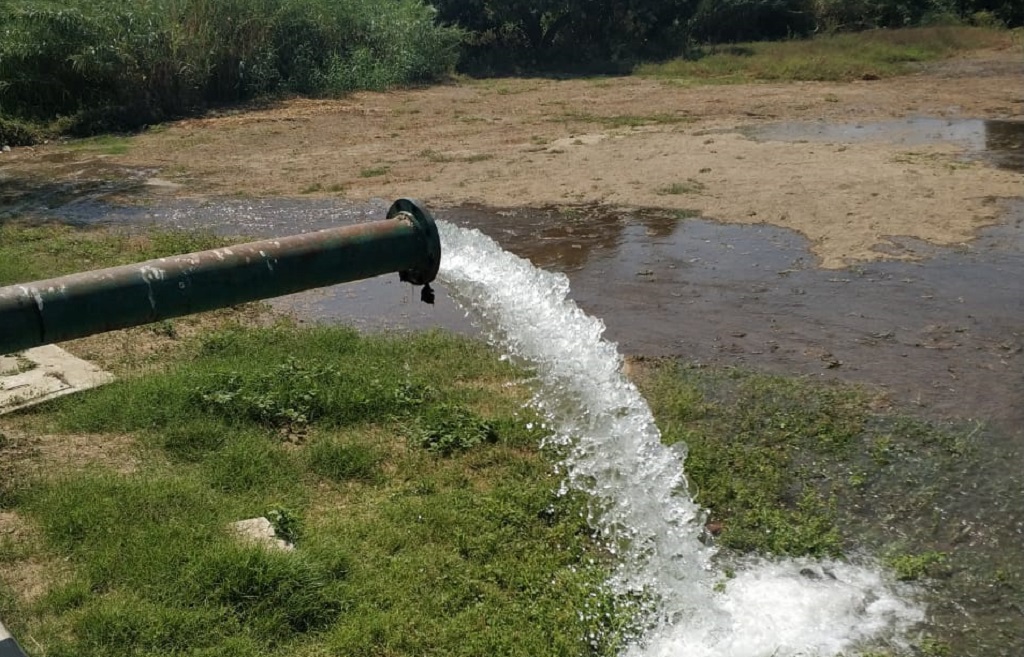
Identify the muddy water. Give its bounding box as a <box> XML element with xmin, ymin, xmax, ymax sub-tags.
<box><xmin>11</xmin><ymin>193</ymin><xmax>1023</xmax><ymax>431</ymax></box>
<box><xmin>744</xmin><ymin>117</ymin><xmax>1024</xmax><ymax>173</ymax></box>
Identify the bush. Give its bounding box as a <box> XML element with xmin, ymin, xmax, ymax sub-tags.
<box><xmin>0</xmin><ymin>0</ymin><xmax>461</xmax><ymax>131</ymax></box>
<box><xmin>0</xmin><ymin>116</ymin><xmax>41</xmax><ymax>146</ymax></box>
<box><xmin>691</xmin><ymin>0</ymin><xmax>818</xmax><ymax>43</ymax></box>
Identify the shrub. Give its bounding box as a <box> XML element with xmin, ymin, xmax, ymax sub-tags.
<box><xmin>0</xmin><ymin>0</ymin><xmax>461</xmax><ymax>131</ymax></box>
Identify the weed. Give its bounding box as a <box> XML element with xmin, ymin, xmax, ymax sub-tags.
<box><xmin>672</xmin><ymin>208</ymin><xmax>702</xmax><ymax>220</ymax></box>
<box><xmin>656</xmin><ymin>179</ymin><xmax>707</xmax><ymax>195</ymax></box>
<box><xmin>887</xmin><ymin>550</ymin><xmax>947</xmax><ymax>581</ymax></box>
<box><xmin>150</xmin><ymin>320</ymin><xmax>178</xmax><ymax>339</ymax></box>
<box><xmin>266</xmin><ymin>507</ymin><xmax>303</xmax><ymax>544</ymax></box>
<box><xmin>358</xmin><ymin>165</ymin><xmax>390</xmax><ymax>178</ymax></box>
<box><xmin>410</xmin><ymin>402</ymin><xmax>497</xmax><ymax>456</ymax></box>
<box><xmin>420</xmin><ymin>149</ymin><xmax>493</xmax><ymax>163</ymax></box>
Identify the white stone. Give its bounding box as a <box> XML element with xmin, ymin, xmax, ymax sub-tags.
<box><xmin>229</xmin><ymin>517</ymin><xmax>294</xmax><ymax>552</ymax></box>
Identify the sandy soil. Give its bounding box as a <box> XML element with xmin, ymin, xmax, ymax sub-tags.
<box><xmin>2</xmin><ymin>49</ymin><xmax>1022</xmax><ymax>268</ymax></box>
<box><xmin>82</xmin><ymin>47</ymin><xmax>1024</xmax><ymax>268</ymax></box>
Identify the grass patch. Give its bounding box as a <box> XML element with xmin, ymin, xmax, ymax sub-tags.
<box><xmin>656</xmin><ymin>179</ymin><xmax>707</xmax><ymax>195</ymax></box>
<box><xmin>637</xmin><ymin>26</ymin><xmax>1013</xmax><ymax>83</ymax></box>
<box><xmin>639</xmin><ymin>362</ymin><xmax>985</xmax><ymax>558</ymax></box>
<box><xmin>887</xmin><ymin>550</ymin><xmax>948</xmax><ymax>581</ymax></box>
<box><xmin>306</xmin><ymin>437</ymin><xmax>383</xmax><ymax>483</ymax></box>
<box><xmin>358</xmin><ymin>165</ymin><xmax>390</xmax><ymax>178</ymax></box>
<box><xmin>419</xmin><ymin>149</ymin><xmax>494</xmax><ymax>163</ymax></box>
<box><xmin>560</xmin><ymin>111</ymin><xmax>693</xmax><ymax>128</ymax></box>
<box><xmin>65</xmin><ymin>135</ymin><xmax>132</xmax><ymax>156</ymax></box>
<box><xmin>2</xmin><ymin>321</ymin><xmax>633</xmax><ymax>656</ymax></box>
<box><xmin>0</xmin><ymin>223</ymin><xmax>225</xmax><ymax>286</ymax></box>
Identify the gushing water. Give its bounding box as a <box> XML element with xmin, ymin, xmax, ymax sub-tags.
<box><xmin>437</xmin><ymin>222</ymin><xmax>925</xmax><ymax>657</ymax></box>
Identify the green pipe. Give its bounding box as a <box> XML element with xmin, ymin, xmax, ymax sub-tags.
<box><xmin>0</xmin><ymin>198</ymin><xmax>440</xmax><ymax>355</ymax></box>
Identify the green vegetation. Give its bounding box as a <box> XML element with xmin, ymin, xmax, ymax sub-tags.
<box><xmin>656</xmin><ymin>179</ymin><xmax>707</xmax><ymax>195</ymax></box>
<box><xmin>1</xmin><ymin>323</ymin><xmax>633</xmax><ymax>656</ymax></box>
<box><xmin>638</xmin><ymin>26</ymin><xmax>1013</xmax><ymax>82</ymax></box>
<box><xmin>887</xmin><ymin>550</ymin><xmax>948</xmax><ymax>581</ymax></box>
<box><xmin>2</xmin><ymin>226</ymin><xmax>1019</xmax><ymax>654</ymax></box>
<box><xmin>559</xmin><ymin>112</ymin><xmax>694</xmax><ymax>129</ymax></box>
<box><xmin>437</xmin><ymin>0</ymin><xmax>1020</xmax><ymax>73</ymax></box>
<box><xmin>358</xmin><ymin>166</ymin><xmax>390</xmax><ymax>178</ymax></box>
<box><xmin>0</xmin><ymin>223</ymin><xmax>225</xmax><ymax>285</ymax></box>
<box><xmin>0</xmin><ymin>0</ymin><xmax>461</xmax><ymax>138</ymax></box>
<box><xmin>640</xmin><ymin>362</ymin><xmax>982</xmax><ymax>558</ymax></box>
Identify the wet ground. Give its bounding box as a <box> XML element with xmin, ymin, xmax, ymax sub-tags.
<box><xmin>2</xmin><ymin>115</ymin><xmax>1021</xmax><ymax>462</ymax></box>
<box><xmin>3</xmin><ymin>115</ymin><xmax>1023</xmax><ymax>655</ymax></box>
<box><xmin>15</xmin><ymin>192</ymin><xmax>1021</xmax><ymax>434</ymax></box>
<box><xmin>744</xmin><ymin>117</ymin><xmax>1024</xmax><ymax>173</ymax></box>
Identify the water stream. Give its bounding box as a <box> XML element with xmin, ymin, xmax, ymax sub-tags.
<box><xmin>438</xmin><ymin>221</ymin><xmax>924</xmax><ymax>656</ymax></box>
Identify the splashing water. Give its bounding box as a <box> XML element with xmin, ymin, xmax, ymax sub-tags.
<box><xmin>437</xmin><ymin>222</ymin><xmax>925</xmax><ymax>657</ymax></box>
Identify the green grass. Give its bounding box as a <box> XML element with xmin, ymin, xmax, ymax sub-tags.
<box><xmin>419</xmin><ymin>149</ymin><xmax>495</xmax><ymax>163</ymax></box>
<box><xmin>0</xmin><ymin>223</ymin><xmax>225</xmax><ymax>286</ymax></box>
<box><xmin>1</xmin><ymin>322</ymin><xmax>634</xmax><ymax>657</ymax></box>
<box><xmin>637</xmin><ymin>26</ymin><xmax>1014</xmax><ymax>83</ymax></box>
<box><xmin>656</xmin><ymin>179</ymin><xmax>707</xmax><ymax>195</ymax></box>
<box><xmin>65</xmin><ymin>135</ymin><xmax>133</xmax><ymax>156</ymax></box>
<box><xmin>639</xmin><ymin>362</ymin><xmax>984</xmax><ymax>558</ymax></box>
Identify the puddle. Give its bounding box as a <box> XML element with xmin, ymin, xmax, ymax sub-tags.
<box><xmin>15</xmin><ymin>195</ymin><xmax>1023</xmax><ymax>433</ymax></box>
<box><xmin>744</xmin><ymin>117</ymin><xmax>1024</xmax><ymax>173</ymax></box>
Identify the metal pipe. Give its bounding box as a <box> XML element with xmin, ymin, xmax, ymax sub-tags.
<box><xmin>0</xmin><ymin>198</ymin><xmax>440</xmax><ymax>355</ymax></box>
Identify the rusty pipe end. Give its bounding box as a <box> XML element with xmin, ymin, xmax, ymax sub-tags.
<box><xmin>389</xmin><ymin>198</ymin><xmax>441</xmax><ymax>287</ymax></box>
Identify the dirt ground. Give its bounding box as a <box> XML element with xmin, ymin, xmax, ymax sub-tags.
<box><xmin>3</xmin><ymin>51</ymin><xmax>1022</xmax><ymax>267</ymax></box>
<box><xmin>35</xmin><ymin>47</ymin><xmax>1003</xmax><ymax>267</ymax></box>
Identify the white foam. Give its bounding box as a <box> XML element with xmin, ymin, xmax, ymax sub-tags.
<box><xmin>437</xmin><ymin>222</ymin><xmax>924</xmax><ymax>657</ymax></box>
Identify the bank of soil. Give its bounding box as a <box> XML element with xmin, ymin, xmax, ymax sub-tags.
<box><xmin>5</xmin><ymin>48</ymin><xmax>1020</xmax><ymax>268</ymax></box>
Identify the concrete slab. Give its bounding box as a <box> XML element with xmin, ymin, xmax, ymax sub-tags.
<box><xmin>0</xmin><ymin>346</ymin><xmax>114</xmax><ymax>415</ymax></box>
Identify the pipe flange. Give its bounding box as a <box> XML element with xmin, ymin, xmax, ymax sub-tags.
<box><xmin>389</xmin><ymin>198</ymin><xmax>441</xmax><ymax>286</ymax></box>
